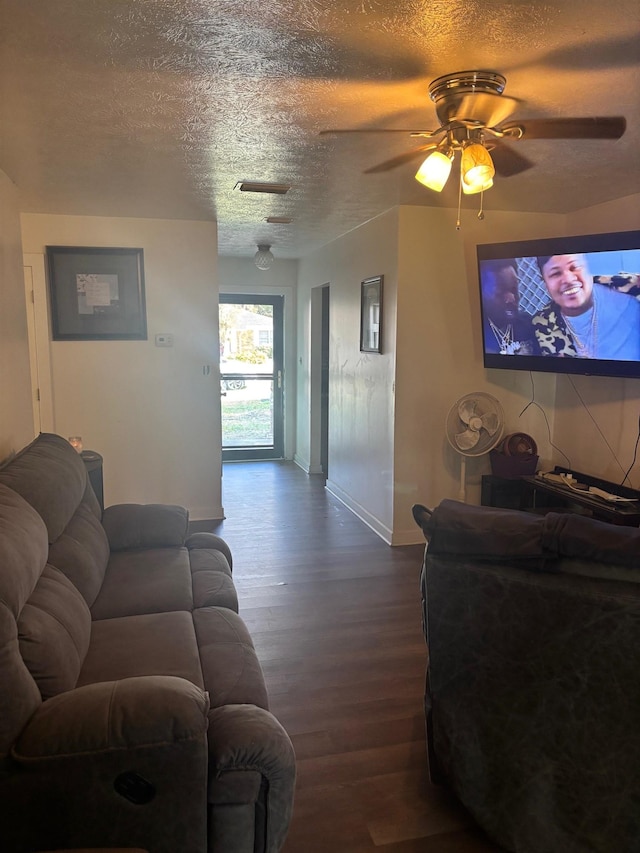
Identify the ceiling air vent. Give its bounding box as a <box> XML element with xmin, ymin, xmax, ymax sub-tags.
<box><xmin>235</xmin><ymin>181</ymin><xmax>291</xmax><ymax>194</ymax></box>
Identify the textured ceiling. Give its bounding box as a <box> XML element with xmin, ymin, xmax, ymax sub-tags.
<box><xmin>1</xmin><ymin>0</ymin><xmax>639</xmax><ymax>259</ymax></box>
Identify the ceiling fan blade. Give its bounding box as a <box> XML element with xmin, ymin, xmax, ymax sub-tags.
<box><xmin>320</xmin><ymin>128</ymin><xmax>438</xmax><ymax>136</ymax></box>
<box><xmin>489</xmin><ymin>141</ymin><xmax>535</xmax><ymax>177</ymax></box>
<box><xmin>500</xmin><ymin>116</ymin><xmax>626</xmax><ymax>140</ymax></box>
<box><xmin>364</xmin><ymin>143</ymin><xmax>438</xmax><ymax>174</ymax></box>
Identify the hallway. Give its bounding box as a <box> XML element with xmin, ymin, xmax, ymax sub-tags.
<box><xmin>210</xmin><ymin>461</ymin><xmax>500</xmax><ymax>853</ymax></box>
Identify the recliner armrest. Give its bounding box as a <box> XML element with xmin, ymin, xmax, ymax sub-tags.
<box><xmin>102</xmin><ymin>504</ymin><xmax>189</xmax><ymax>551</ymax></box>
<box><xmin>14</xmin><ymin>676</ymin><xmax>209</xmax><ymax>760</ymax></box>
<box><xmin>7</xmin><ymin>677</ymin><xmax>210</xmax><ymax>853</ymax></box>
<box><xmin>207</xmin><ymin>705</ymin><xmax>296</xmax><ymax>853</ymax></box>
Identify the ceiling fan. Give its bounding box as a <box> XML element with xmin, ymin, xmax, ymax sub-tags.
<box><xmin>320</xmin><ymin>70</ymin><xmax>626</xmax><ymax>196</ymax></box>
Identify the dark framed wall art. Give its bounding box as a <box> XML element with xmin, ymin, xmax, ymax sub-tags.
<box><xmin>46</xmin><ymin>246</ymin><xmax>147</xmax><ymax>340</ymax></box>
<box><xmin>360</xmin><ymin>274</ymin><xmax>383</xmax><ymax>353</ymax></box>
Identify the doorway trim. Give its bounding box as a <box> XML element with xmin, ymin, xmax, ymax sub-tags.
<box><xmin>23</xmin><ymin>253</ymin><xmax>55</xmax><ymax>434</ymax></box>
<box><xmin>219</xmin><ymin>280</ymin><xmax>296</xmax><ymax>460</ymax></box>
<box><xmin>220</xmin><ymin>294</ymin><xmax>284</xmax><ymax>461</ymax></box>
<box><xmin>308</xmin><ymin>283</ymin><xmax>330</xmax><ymax>476</ymax></box>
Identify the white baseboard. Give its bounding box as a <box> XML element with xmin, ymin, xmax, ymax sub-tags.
<box><xmin>325</xmin><ymin>479</ymin><xmax>393</xmax><ymax>545</ymax></box>
<box><xmin>189</xmin><ymin>505</ymin><xmax>224</xmax><ymax>522</ymax></box>
<box><xmin>390</xmin><ymin>527</ymin><xmax>426</xmax><ymax>546</ymax></box>
<box><xmin>293</xmin><ymin>453</ymin><xmax>310</xmax><ymax>473</ymax></box>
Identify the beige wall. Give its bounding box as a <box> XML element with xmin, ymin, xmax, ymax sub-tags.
<box><xmin>297</xmin><ymin>204</ymin><xmax>568</xmax><ymax>544</ymax></box>
<box><xmin>393</xmin><ymin>206</ymin><xmax>563</xmax><ymax>543</ymax></box>
<box><xmin>20</xmin><ymin>214</ymin><xmax>222</xmax><ymax>519</ymax></box>
<box><xmin>297</xmin><ymin>208</ymin><xmax>400</xmax><ymax>541</ymax></box>
<box><xmin>0</xmin><ymin>169</ymin><xmax>34</xmax><ymax>459</ymax></box>
<box><xmin>551</xmin><ymin>193</ymin><xmax>640</xmax><ymax>485</ymax></box>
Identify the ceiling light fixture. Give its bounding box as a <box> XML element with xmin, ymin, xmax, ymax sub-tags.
<box><xmin>415</xmin><ymin>139</ymin><xmax>495</xmax><ymax>195</ymax></box>
<box><xmin>414</xmin><ymin>134</ymin><xmax>496</xmax><ymax>226</ymax></box>
<box><xmin>254</xmin><ymin>244</ymin><xmax>274</xmax><ymax>271</ymax></box>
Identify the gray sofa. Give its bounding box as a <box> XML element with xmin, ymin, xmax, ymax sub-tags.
<box><xmin>413</xmin><ymin>499</ymin><xmax>640</xmax><ymax>853</ymax></box>
<box><xmin>0</xmin><ymin>433</ymin><xmax>295</xmax><ymax>853</ymax></box>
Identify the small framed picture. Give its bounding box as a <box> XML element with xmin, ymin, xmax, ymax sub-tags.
<box><xmin>46</xmin><ymin>246</ymin><xmax>147</xmax><ymax>340</ymax></box>
<box><xmin>360</xmin><ymin>275</ymin><xmax>383</xmax><ymax>353</ymax></box>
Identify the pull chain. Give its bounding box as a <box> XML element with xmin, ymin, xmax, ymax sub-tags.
<box><xmin>456</xmin><ymin>165</ymin><xmax>463</xmax><ymax>230</ymax></box>
<box><xmin>478</xmin><ymin>189</ymin><xmax>485</xmax><ymax>220</ymax></box>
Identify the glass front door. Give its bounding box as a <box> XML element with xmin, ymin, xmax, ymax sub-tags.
<box><xmin>219</xmin><ymin>295</ymin><xmax>284</xmax><ymax>460</ymax></box>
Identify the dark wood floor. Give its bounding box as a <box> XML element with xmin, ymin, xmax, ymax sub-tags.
<box><xmin>210</xmin><ymin>462</ymin><xmax>501</xmax><ymax>853</ymax></box>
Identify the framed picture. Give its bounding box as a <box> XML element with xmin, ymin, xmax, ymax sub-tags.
<box><xmin>46</xmin><ymin>246</ymin><xmax>147</xmax><ymax>340</ymax></box>
<box><xmin>360</xmin><ymin>275</ymin><xmax>383</xmax><ymax>353</ymax></box>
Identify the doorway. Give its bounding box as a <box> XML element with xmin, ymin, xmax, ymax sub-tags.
<box><xmin>219</xmin><ymin>294</ymin><xmax>284</xmax><ymax>460</ymax></box>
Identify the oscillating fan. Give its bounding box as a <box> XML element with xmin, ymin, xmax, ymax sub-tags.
<box><xmin>445</xmin><ymin>392</ymin><xmax>505</xmax><ymax>501</ymax></box>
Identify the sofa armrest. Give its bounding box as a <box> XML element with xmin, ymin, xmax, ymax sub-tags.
<box><xmin>207</xmin><ymin>705</ymin><xmax>296</xmax><ymax>853</ymax></box>
<box><xmin>102</xmin><ymin>504</ymin><xmax>189</xmax><ymax>551</ymax></box>
<box><xmin>186</xmin><ymin>531</ymin><xmax>233</xmax><ymax>570</ymax></box>
<box><xmin>14</xmin><ymin>675</ymin><xmax>208</xmax><ymax>760</ymax></box>
<box><xmin>8</xmin><ymin>677</ymin><xmax>209</xmax><ymax>853</ymax></box>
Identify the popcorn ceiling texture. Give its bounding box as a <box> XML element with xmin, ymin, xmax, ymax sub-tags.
<box><xmin>1</xmin><ymin>0</ymin><xmax>638</xmax><ymax>257</ymax></box>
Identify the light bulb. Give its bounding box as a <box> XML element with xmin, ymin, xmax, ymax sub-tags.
<box><xmin>415</xmin><ymin>150</ymin><xmax>452</xmax><ymax>192</ymax></box>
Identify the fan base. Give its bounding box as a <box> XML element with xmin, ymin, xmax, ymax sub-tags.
<box><xmin>429</xmin><ymin>70</ymin><xmax>506</xmax><ymax>103</ymax></box>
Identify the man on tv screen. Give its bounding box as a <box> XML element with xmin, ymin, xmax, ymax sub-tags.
<box><xmin>481</xmin><ymin>259</ymin><xmax>540</xmax><ymax>356</ymax></box>
<box><xmin>532</xmin><ymin>254</ymin><xmax>640</xmax><ymax>360</ymax></box>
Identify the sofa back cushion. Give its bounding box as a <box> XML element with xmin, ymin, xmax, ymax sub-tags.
<box><xmin>0</xmin><ymin>433</ymin><xmax>94</xmax><ymax>541</ymax></box>
<box><xmin>0</xmin><ymin>485</ymin><xmax>46</xmax><ymax>760</ymax></box>
<box><xmin>18</xmin><ymin>564</ymin><xmax>91</xmax><ymax>700</ymax></box>
<box><xmin>0</xmin><ymin>434</ymin><xmax>109</xmax><ymax>606</ymax></box>
<box><xmin>48</xmin><ymin>495</ymin><xmax>111</xmax><ymax>606</ymax></box>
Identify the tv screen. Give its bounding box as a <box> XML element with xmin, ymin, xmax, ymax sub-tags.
<box><xmin>477</xmin><ymin>230</ymin><xmax>640</xmax><ymax>378</ymax></box>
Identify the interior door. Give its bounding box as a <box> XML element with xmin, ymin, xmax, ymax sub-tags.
<box><xmin>219</xmin><ymin>295</ymin><xmax>284</xmax><ymax>460</ymax></box>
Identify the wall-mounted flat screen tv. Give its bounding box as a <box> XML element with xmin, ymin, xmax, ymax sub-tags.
<box><xmin>477</xmin><ymin>230</ymin><xmax>640</xmax><ymax>378</ymax></box>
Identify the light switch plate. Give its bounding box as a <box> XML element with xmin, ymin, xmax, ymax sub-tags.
<box><xmin>155</xmin><ymin>333</ymin><xmax>174</xmax><ymax>347</ymax></box>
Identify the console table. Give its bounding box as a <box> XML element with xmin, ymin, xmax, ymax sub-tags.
<box><xmin>482</xmin><ymin>467</ymin><xmax>640</xmax><ymax>526</ymax></box>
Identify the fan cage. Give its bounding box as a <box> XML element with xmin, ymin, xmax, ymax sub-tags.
<box><xmin>446</xmin><ymin>393</ymin><xmax>505</xmax><ymax>457</ymax></box>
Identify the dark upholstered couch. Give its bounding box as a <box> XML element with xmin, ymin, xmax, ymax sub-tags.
<box><xmin>413</xmin><ymin>499</ymin><xmax>640</xmax><ymax>853</ymax></box>
<box><xmin>0</xmin><ymin>433</ymin><xmax>295</xmax><ymax>853</ymax></box>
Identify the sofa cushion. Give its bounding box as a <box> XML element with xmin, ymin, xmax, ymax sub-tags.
<box><xmin>193</xmin><ymin>607</ymin><xmax>269</xmax><ymax>710</ymax></box>
<box><xmin>78</xmin><ymin>611</ymin><xmax>204</xmax><ymax>689</ymax></box>
<box><xmin>0</xmin><ymin>484</ymin><xmax>49</xmax><ymax>616</ymax></box>
<box><xmin>0</xmin><ymin>433</ymin><xmax>93</xmax><ymax>542</ymax></box>
<box><xmin>541</xmin><ymin>511</ymin><xmax>640</xmax><ymax>574</ymax></box>
<box><xmin>18</xmin><ymin>565</ymin><xmax>91</xmax><ymax>700</ymax></box>
<box><xmin>0</xmin><ymin>484</ymin><xmax>48</xmax><ymax>759</ymax></box>
<box><xmin>47</xmin><ymin>499</ymin><xmax>111</xmax><ymax>607</ymax></box>
<box><xmin>90</xmin><ymin>548</ymin><xmax>194</xmax><ymax>619</ymax></box>
<box><xmin>102</xmin><ymin>503</ymin><xmax>189</xmax><ymax>550</ymax></box>
<box><xmin>190</xmin><ymin>546</ymin><xmax>238</xmax><ymax>611</ymax></box>
<box><xmin>187</xmin><ymin>532</ymin><xmax>233</xmax><ymax>570</ymax></box>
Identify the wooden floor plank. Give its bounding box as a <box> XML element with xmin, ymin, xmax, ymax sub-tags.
<box><xmin>208</xmin><ymin>461</ymin><xmax>502</xmax><ymax>852</ymax></box>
